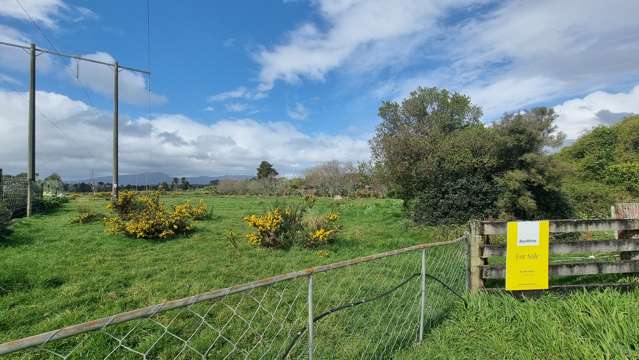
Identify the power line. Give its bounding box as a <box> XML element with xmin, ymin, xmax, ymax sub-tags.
<box><xmin>0</xmin><ymin>42</ymin><xmax>149</xmax><ymax>73</ymax></box>
<box><xmin>14</xmin><ymin>0</ymin><xmax>99</xmax><ymax>107</ymax></box>
<box><xmin>14</xmin><ymin>0</ymin><xmax>58</xmax><ymax>52</ymax></box>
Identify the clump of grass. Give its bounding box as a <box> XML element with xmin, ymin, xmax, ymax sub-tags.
<box><xmin>69</xmin><ymin>206</ymin><xmax>104</xmax><ymax>224</ymax></box>
<box><xmin>397</xmin><ymin>289</ymin><xmax>639</xmax><ymax>359</ymax></box>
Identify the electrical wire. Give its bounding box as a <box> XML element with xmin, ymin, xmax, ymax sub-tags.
<box><xmin>15</xmin><ymin>0</ymin><xmax>97</xmax><ymax>107</ymax></box>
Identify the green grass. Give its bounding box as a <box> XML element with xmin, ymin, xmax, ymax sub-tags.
<box><xmin>0</xmin><ymin>193</ymin><xmax>464</xmax><ymax>358</ymax></box>
<box><xmin>397</xmin><ymin>289</ymin><xmax>639</xmax><ymax>359</ymax></box>
<box><xmin>3</xmin><ymin>193</ymin><xmax>639</xmax><ymax>359</ymax></box>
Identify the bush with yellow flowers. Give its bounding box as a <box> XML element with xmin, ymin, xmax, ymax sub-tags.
<box><xmin>243</xmin><ymin>201</ymin><xmax>340</xmax><ymax>249</ymax></box>
<box><xmin>304</xmin><ymin>211</ymin><xmax>341</xmax><ymax>248</ymax></box>
<box><xmin>243</xmin><ymin>204</ymin><xmax>307</xmax><ymax>248</ymax></box>
<box><xmin>191</xmin><ymin>200</ymin><xmax>210</xmax><ymax>220</ymax></box>
<box><xmin>105</xmin><ymin>191</ymin><xmax>207</xmax><ymax>239</ymax></box>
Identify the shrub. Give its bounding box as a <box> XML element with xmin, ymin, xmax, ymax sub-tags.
<box><xmin>191</xmin><ymin>200</ymin><xmax>210</xmax><ymax>220</ymax></box>
<box><xmin>603</xmin><ymin>162</ymin><xmax>639</xmax><ymax>194</ymax></box>
<box><xmin>243</xmin><ymin>204</ymin><xmax>306</xmax><ymax>248</ymax></box>
<box><xmin>107</xmin><ymin>191</ymin><xmax>140</xmax><ymax>219</ymax></box>
<box><xmin>304</xmin><ymin>211</ymin><xmax>341</xmax><ymax>248</ymax></box>
<box><xmin>106</xmin><ymin>191</ymin><xmax>202</xmax><ymax>239</ymax></box>
<box><xmin>561</xmin><ymin>181</ymin><xmax>630</xmax><ymax>219</ymax></box>
<box><xmin>37</xmin><ymin>194</ymin><xmax>69</xmax><ymax>212</ymax></box>
<box><xmin>243</xmin><ymin>202</ymin><xmax>341</xmax><ymax>249</ymax></box>
<box><xmin>70</xmin><ymin>206</ymin><xmax>104</xmax><ymax>224</ymax></box>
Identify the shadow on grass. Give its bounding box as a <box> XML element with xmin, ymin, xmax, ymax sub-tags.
<box><xmin>0</xmin><ymin>225</ymin><xmax>33</xmax><ymax>248</ymax></box>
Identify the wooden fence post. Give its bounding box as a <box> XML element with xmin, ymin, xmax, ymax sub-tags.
<box><xmin>469</xmin><ymin>221</ymin><xmax>485</xmax><ymax>293</ymax></box>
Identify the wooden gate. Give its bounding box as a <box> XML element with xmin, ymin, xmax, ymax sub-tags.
<box><xmin>469</xmin><ymin>218</ymin><xmax>639</xmax><ymax>293</ymax></box>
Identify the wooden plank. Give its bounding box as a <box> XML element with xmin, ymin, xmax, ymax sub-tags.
<box><xmin>481</xmin><ymin>219</ymin><xmax>639</xmax><ymax>236</ymax></box>
<box><xmin>482</xmin><ymin>238</ymin><xmax>639</xmax><ymax>258</ymax></box>
<box><xmin>612</xmin><ymin>203</ymin><xmax>639</xmax><ymax>240</ymax></box>
<box><xmin>482</xmin><ymin>260</ymin><xmax>639</xmax><ymax>279</ymax></box>
<box><xmin>482</xmin><ymin>283</ymin><xmax>638</xmax><ymax>296</ymax></box>
<box><xmin>469</xmin><ymin>221</ymin><xmax>485</xmax><ymax>293</ymax></box>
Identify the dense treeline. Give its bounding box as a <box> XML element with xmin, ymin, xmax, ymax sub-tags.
<box><xmin>558</xmin><ymin>115</ymin><xmax>639</xmax><ymax>218</ymax></box>
<box><xmin>371</xmin><ymin>87</ymin><xmax>638</xmax><ymax>225</ymax></box>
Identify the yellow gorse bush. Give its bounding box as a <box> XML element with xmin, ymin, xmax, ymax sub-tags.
<box><xmin>310</xmin><ymin>228</ymin><xmax>334</xmax><ymax>242</ymax></box>
<box><xmin>243</xmin><ymin>208</ymin><xmax>285</xmax><ymax>248</ymax></box>
<box><xmin>106</xmin><ymin>191</ymin><xmax>206</xmax><ymax>240</ymax></box>
<box><xmin>243</xmin><ymin>203</ymin><xmax>341</xmax><ymax>249</ymax></box>
<box><xmin>192</xmin><ymin>200</ymin><xmax>209</xmax><ymax>220</ymax></box>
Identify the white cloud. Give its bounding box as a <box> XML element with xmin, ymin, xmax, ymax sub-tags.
<box><xmin>0</xmin><ymin>89</ymin><xmax>370</xmax><ymax>178</ymax></box>
<box><xmin>554</xmin><ymin>85</ymin><xmax>639</xmax><ymax>140</ymax></box>
<box><xmin>0</xmin><ymin>73</ymin><xmax>20</xmax><ymax>85</ymax></box>
<box><xmin>203</xmin><ymin>106</ymin><xmax>215</xmax><ymax>112</ymax></box>
<box><xmin>65</xmin><ymin>52</ymin><xmax>166</xmax><ymax>106</ymax></box>
<box><xmin>225</xmin><ymin>102</ymin><xmax>248</xmax><ymax>112</ymax></box>
<box><xmin>287</xmin><ymin>102</ymin><xmax>309</xmax><ymax>120</ymax></box>
<box><xmin>375</xmin><ymin>0</ymin><xmax>639</xmax><ymax>119</ymax></box>
<box><xmin>0</xmin><ymin>0</ymin><xmax>95</xmax><ymax>28</ymax></box>
<box><xmin>256</xmin><ymin>0</ymin><xmax>475</xmax><ymax>91</ymax></box>
<box><xmin>0</xmin><ymin>1</ymin><xmax>91</xmax><ymax>74</ymax></box>
<box><xmin>207</xmin><ymin>86</ymin><xmax>268</xmax><ymax>102</ymax></box>
<box><xmin>207</xmin><ymin>86</ymin><xmax>247</xmax><ymax>102</ymax></box>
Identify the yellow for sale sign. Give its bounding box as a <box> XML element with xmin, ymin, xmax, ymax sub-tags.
<box><xmin>505</xmin><ymin>220</ymin><xmax>550</xmax><ymax>291</ymax></box>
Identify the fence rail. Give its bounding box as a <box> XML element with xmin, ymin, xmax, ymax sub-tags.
<box><xmin>470</xmin><ymin>218</ymin><xmax>639</xmax><ymax>292</ymax></box>
<box><xmin>0</xmin><ymin>236</ymin><xmax>468</xmax><ymax>359</ymax></box>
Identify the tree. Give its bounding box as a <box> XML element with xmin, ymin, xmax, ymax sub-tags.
<box><xmin>558</xmin><ymin>115</ymin><xmax>639</xmax><ymax>208</ymax></box>
<box><xmin>257</xmin><ymin>161</ymin><xmax>278</xmax><ymax>179</ymax></box>
<box><xmin>43</xmin><ymin>173</ymin><xmax>65</xmax><ymax>195</ymax></box>
<box><xmin>371</xmin><ymin>86</ymin><xmax>569</xmax><ymax>224</ymax></box>
<box><xmin>304</xmin><ymin>161</ymin><xmax>358</xmax><ymax>197</ymax></box>
<box><xmin>179</xmin><ymin>177</ymin><xmax>190</xmax><ymax>190</ymax></box>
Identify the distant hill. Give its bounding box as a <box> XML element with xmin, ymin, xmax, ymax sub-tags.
<box><xmin>68</xmin><ymin>172</ymin><xmax>251</xmax><ymax>186</ymax></box>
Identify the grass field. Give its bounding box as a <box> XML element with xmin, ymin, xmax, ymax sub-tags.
<box><xmin>2</xmin><ymin>193</ymin><xmax>638</xmax><ymax>359</ymax></box>
<box><xmin>0</xmin><ymin>193</ymin><xmax>466</xmax><ymax>358</ymax></box>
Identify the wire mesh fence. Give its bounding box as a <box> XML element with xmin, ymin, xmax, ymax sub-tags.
<box><xmin>0</xmin><ymin>236</ymin><xmax>468</xmax><ymax>359</ymax></box>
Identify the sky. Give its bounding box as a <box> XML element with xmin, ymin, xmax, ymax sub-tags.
<box><xmin>0</xmin><ymin>0</ymin><xmax>638</xmax><ymax>179</ymax></box>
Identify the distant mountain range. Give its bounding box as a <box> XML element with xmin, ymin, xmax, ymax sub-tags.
<box><xmin>68</xmin><ymin>172</ymin><xmax>251</xmax><ymax>186</ymax></box>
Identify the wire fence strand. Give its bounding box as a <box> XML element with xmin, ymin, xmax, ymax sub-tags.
<box><xmin>1</xmin><ymin>236</ymin><xmax>468</xmax><ymax>359</ymax></box>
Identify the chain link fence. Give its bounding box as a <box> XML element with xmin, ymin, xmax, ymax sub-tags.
<box><xmin>0</xmin><ymin>236</ymin><xmax>468</xmax><ymax>359</ymax></box>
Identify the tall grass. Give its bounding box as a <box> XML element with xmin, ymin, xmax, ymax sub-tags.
<box><xmin>398</xmin><ymin>289</ymin><xmax>639</xmax><ymax>359</ymax></box>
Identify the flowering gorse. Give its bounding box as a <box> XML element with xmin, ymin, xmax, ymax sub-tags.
<box><xmin>305</xmin><ymin>211</ymin><xmax>341</xmax><ymax>247</ymax></box>
<box><xmin>243</xmin><ymin>202</ymin><xmax>341</xmax><ymax>249</ymax></box>
<box><xmin>106</xmin><ymin>191</ymin><xmax>207</xmax><ymax>239</ymax></box>
<box><xmin>243</xmin><ymin>208</ymin><xmax>288</xmax><ymax>248</ymax></box>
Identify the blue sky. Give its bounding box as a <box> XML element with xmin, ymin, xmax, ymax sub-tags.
<box><xmin>1</xmin><ymin>0</ymin><xmax>639</xmax><ymax>178</ymax></box>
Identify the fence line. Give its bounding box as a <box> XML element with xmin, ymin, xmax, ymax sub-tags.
<box><xmin>0</xmin><ymin>236</ymin><xmax>468</xmax><ymax>358</ymax></box>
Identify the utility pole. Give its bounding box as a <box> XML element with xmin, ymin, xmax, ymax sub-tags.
<box><xmin>112</xmin><ymin>62</ymin><xmax>119</xmax><ymax>201</ymax></box>
<box><xmin>0</xmin><ymin>41</ymin><xmax>149</xmax><ymax>204</ymax></box>
<box><xmin>26</xmin><ymin>43</ymin><xmax>36</xmax><ymax>217</ymax></box>
<box><xmin>91</xmin><ymin>169</ymin><xmax>96</xmax><ymax>195</ymax></box>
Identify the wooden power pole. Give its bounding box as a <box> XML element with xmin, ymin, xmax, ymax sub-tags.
<box><xmin>0</xmin><ymin>41</ymin><xmax>149</xmax><ymax>206</ymax></box>
<box><xmin>112</xmin><ymin>62</ymin><xmax>119</xmax><ymax>201</ymax></box>
<box><xmin>26</xmin><ymin>43</ymin><xmax>36</xmax><ymax>217</ymax></box>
